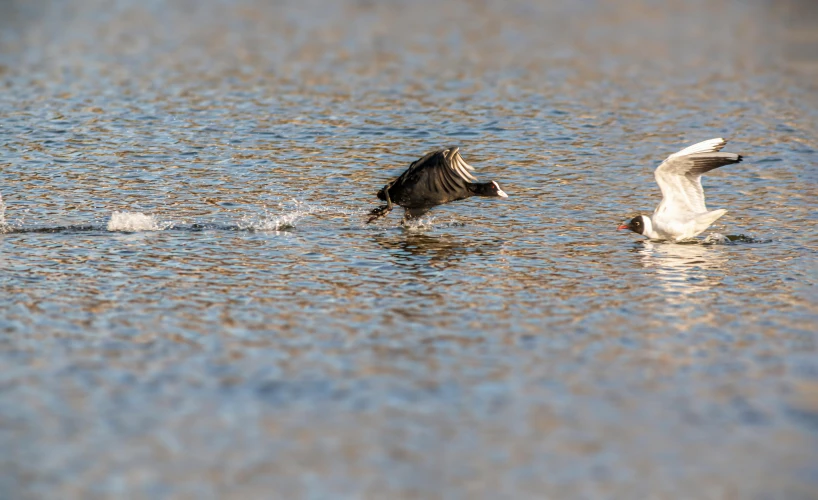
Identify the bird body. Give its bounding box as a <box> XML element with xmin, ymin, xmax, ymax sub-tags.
<box><xmin>368</xmin><ymin>147</ymin><xmax>507</xmax><ymax>222</ymax></box>
<box><xmin>619</xmin><ymin>138</ymin><xmax>743</xmax><ymax>241</ymax></box>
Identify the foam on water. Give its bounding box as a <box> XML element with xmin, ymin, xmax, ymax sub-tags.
<box><xmin>107</xmin><ymin>211</ymin><xmax>171</xmax><ymax>232</ymax></box>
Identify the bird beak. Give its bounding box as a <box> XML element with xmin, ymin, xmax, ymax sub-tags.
<box><xmin>617</xmin><ymin>224</ymin><xmax>629</xmax><ymax>230</ymax></box>
<box><xmin>490</xmin><ymin>181</ymin><xmax>508</xmax><ymax>198</ymax></box>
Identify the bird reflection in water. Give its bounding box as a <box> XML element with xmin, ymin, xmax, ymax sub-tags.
<box><xmin>373</xmin><ymin>232</ymin><xmax>502</xmax><ymax>271</ymax></box>
<box><xmin>635</xmin><ymin>240</ymin><xmax>729</xmax><ymax>304</ymax></box>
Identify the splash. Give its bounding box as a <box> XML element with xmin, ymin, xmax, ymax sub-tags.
<box><xmin>702</xmin><ymin>232</ymin><xmax>731</xmax><ymax>245</ymax></box>
<box><xmin>701</xmin><ymin>233</ymin><xmax>771</xmax><ymax>245</ymax></box>
<box><xmin>238</xmin><ymin>200</ymin><xmax>354</xmax><ymax>231</ymax></box>
<box><xmin>400</xmin><ymin>215</ymin><xmax>466</xmax><ymax>232</ymax></box>
<box><xmin>401</xmin><ymin>215</ymin><xmax>439</xmax><ymax>232</ymax></box>
<box><xmin>107</xmin><ymin>211</ymin><xmax>171</xmax><ymax>232</ymax></box>
<box><xmin>239</xmin><ymin>207</ymin><xmax>301</xmax><ymax>232</ymax></box>
<box><xmin>725</xmin><ymin>234</ymin><xmax>771</xmax><ymax>244</ymax></box>
<box><xmin>0</xmin><ymin>193</ymin><xmax>6</xmax><ymax>232</ymax></box>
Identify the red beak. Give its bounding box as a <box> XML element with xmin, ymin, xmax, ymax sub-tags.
<box><xmin>617</xmin><ymin>224</ymin><xmax>629</xmax><ymax>230</ymax></box>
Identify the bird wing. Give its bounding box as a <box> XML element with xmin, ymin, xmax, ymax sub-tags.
<box><xmin>410</xmin><ymin>146</ymin><xmax>477</xmax><ymax>181</ymax></box>
<box><xmin>653</xmin><ymin>138</ymin><xmax>743</xmax><ymax>217</ymax></box>
<box><xmin>399</xmin><ymin>146</ymin><xmax>478</xmax><ymax>198</ymax></box>
<box><xmin>666</xmin><ymin>137</ymin><xmax>727</xmax><ymax>159</ymax></box>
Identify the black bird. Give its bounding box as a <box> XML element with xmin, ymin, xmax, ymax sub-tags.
<box><xmin>367</xmin><ymin>146</ymin><xmax>508</xmax><ymax>223</ymax></box>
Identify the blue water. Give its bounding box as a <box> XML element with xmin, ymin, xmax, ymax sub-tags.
<box><xmin>1</xmin><ymin>0</ymin><xmax>817</xmax><ymax>498</ymax></box>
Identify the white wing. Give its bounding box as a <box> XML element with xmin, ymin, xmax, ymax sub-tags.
<box><xmin>667</xmin><ymin>137</ymin><xmax>726</xmax><ymax>159</ymax></box>
<box><xmin>653</xmin><ymin>138</ymin><xmax>742</xmax><ymax>217</ymax></box>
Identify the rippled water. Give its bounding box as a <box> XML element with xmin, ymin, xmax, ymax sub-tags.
<box><xmin>2</xmin><ymin>0</ymin><xmax>818</xmax><ymax>498</ymax></box>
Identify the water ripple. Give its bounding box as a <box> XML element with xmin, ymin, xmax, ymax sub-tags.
<box><xmin>1</xmin><ymin>0</ymin><xmax>817</xmax><ymax>498</ymax></box>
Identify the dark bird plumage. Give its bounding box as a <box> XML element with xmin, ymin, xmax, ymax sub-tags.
<box><xmin>367</xmin><ymin>146</ymin><xmax>508</xmax><ymax>223</ymax></box>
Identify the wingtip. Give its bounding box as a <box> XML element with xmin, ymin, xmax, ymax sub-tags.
<box><xmin>669</xmin><ymin>137</ymin><xmax>731</xmax><ymax>159</ymax></box>
<box><xmin>445</xmin><ymin>147</ymin><xmax>478</xmax><ymax>181</ymax></box>
<box><xmin>443</xmin><ymin>145</ymin><xmax>460</xmax><ymax>159</ymax></box>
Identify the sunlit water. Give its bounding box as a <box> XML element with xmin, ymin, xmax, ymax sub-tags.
<box><xmin>1</xmin><ymin>0</ymin><xmax>817</xmax><ymax>498</ymax></box>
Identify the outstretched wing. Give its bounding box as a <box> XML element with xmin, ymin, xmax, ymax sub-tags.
<box><xmin>654</xmin><ymin>138</ymin><xmax>743</xmax><ymax>216</ymax></box>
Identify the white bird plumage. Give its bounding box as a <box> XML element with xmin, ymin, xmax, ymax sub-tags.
<box><xmin>619</xmin><ymin>138</ymin><xmax>744</xmax><ymax>241</ymax></box>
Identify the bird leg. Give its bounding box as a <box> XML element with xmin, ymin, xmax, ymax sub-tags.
<box><xmin>367</xmin><ymin>205</ymin><xmax>392</xmax><ymax>223</ymax></box>
<box><xmin>366</xmin><ymin>185</ymin><xmax>394</xmax><ymax>224</ymax></box>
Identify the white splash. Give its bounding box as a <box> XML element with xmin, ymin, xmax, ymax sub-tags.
<box><xmin>402</xmin><ymin>215</ymin><xmax>438</xmax><ymax>232</ymax></box>
<box><xmin>238</xmin><ymin>200</ymin><xmax>353</xmax><ymax>231</ymax></box>
<box><xmin>238</xmin><ymin>209</ymin><xmax>300</xmax><ymax>232</ymax></box>
<box><xmin>401</xmin><ymin>215</ymin><xmax>466</xmax><ymax>232</ymax></box>
<box><xmin>702</xmin><ymin>232</ymin><xmax>731</xmax><ymax>245</ymax></box>
<box><xmin>107</xmin><ymin>211</ymin><xmax>170</xmax><ymax>232</ymax></box>
<box><xmin>0</xmin><ymin>193</ymin><xmax>6</xmax><ymax>230</ymax></box>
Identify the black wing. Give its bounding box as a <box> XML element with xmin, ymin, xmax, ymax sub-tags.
<box><xmin>387</xmin><ymin>146</ymin><xmax>479</xmax><ymax>205</ymax></box>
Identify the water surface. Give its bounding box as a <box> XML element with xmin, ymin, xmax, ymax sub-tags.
<box><xmin>1</xmin><ymin>0</ymin><xmax>817</xmax><ymax>498</ymax></box>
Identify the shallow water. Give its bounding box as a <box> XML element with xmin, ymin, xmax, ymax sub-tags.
<box><xmin>1</xmin><ymin>0</ymin><xmax>818</xmax><ymax>498</ymax></box>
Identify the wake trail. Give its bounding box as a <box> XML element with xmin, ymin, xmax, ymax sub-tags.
<box><xmin>1</xmin><ymin>200</ymin><xmax>364</xmax><ymax>234</ymax></box>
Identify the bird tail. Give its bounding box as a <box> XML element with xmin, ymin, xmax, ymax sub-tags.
<box><xmin>695</xmin><ymin>209</ymin><xmax>728</xmax><ymax>230</ymax></box>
